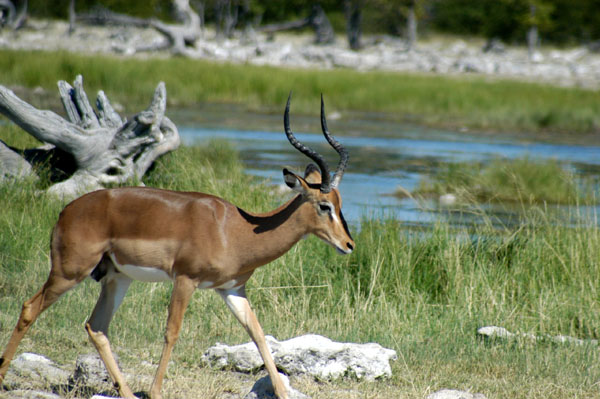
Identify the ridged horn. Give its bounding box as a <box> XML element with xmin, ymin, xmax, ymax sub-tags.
<box><xmin>284</xmin><ymin>92</ymin><xmax>332</xmax><ymax>192</ymax></box>
<box><xmin>320</xmin><ymin>94</ymin><xmax>348</xmax><ymax>189</ymax></box>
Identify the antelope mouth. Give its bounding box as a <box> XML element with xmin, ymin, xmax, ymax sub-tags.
<box><xmin>335</xmin><ymin>242</ymin><xmax>354</xmax><ymax>255</ymax></box>
<box><xmin>336</xmin><ymin>247</ymin><xmax>352</xmax><ymax>255</ymax></box>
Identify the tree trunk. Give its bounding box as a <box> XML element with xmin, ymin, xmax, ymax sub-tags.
<box><xmin>0</xmin><ymin>0</ymin><xmax>25</xmax><ymax>29</ymax></box>
<box><xmin>78</xmin><ymin>0</ymin><xmax>202</xmax><ymax>55</ymax></box>
<box><xmin>261</xmin><ymin>5</ymin><xmax>334</xmax><ymax>45</ymax></box>
<box><xmin>150</xmin><ymin>0</ymin><xmax>203</xmax><ymax>55</ymax></box>
<box><xmin>68</xmin><ymin>0</ymin><xmax>76</xmax><ymax>34</ymax></box>
<box><xmin>310</xmin><ymin>4</ymin><xmax>335</xmax><ymax>44</ymax></box>
<box><xmin>0</xmin><ymin>75</ymin><xmax>180</xmax><ymax>199</ymax></box>
<box><xmin>344</xmin><ymin>0</ymin><xmax>361</xmax><ymax>50</ymax></box>
<box><xmin>0</xmin><ymin>0</ymin><xmax>15</xmax><ymax>29</ymax></box>
<box><xmin>527</xmin><ymin>4</ymin><xmax>539</xmax><ymax>60</ymax></box>
<box><xmin>215</xmin><ymin>0</ymin><xmax>237</xmax><ymax>40</ymax></box>
<box><xmin>12</xmin><ymin>0</ymin><xmax>25</xmax><ymax>29</ymax></box>
<box><xmin>406</xmin><ymin>1</ymin><xmax>417</xmax><ymax>50</ymax></box>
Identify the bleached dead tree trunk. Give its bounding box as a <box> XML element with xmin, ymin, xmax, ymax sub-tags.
<box><xmin>406</xmin><ymin>0</ymin><xmax>417</xmax><ymax>50</ymax></box>
<box><xmin>78</xmin><ymin>0</ymin><xmax>202</xmax><ymax>55</ymax></box>
<box><xmin>261</xmin><ymin>4</ymin><xmax>334</xmax><ymax>45</ymax></box>
<box><xmin>0</xmin><ymin>0</ymin><xmax>25</xmax><ymax>29</ymax></box>
<box><xmin>0</xmin><ymin>75</ymin><xmax>180</xmax><ymax>199</ymax></box>
<box><xmin>149</xmin><ymin>0</ymin><xmax>203</xmax><ymax>55</ymax></box>
<box><xmin>344</xmin><ymin>0</ymin><xmax>362</xmax><ymax>50</ymax></box>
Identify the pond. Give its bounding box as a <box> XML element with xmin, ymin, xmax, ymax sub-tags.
<box><xmin>175</xmin><ymin>108</ymin><xmax>600</xmax><ymax>227</ymax></box>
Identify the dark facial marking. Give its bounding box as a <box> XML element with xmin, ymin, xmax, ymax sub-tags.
<box><xmin>339</xmin><ymin>211</ymin><xmax>353</xmax><ymax>241</ymax></box>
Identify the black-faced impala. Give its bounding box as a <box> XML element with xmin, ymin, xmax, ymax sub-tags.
<box><xmin>0</xmin><ymin>94</ymin><xmax>354</xmax><ymax>399</ymax></box>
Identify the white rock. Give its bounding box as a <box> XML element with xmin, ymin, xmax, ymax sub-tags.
<box><xmin>244</xmin><ymin>372</ymin><xmax>308</xmax><ymax>399</ymax></box>
<box><xmin>70</xmin><ymin>353</ymin><xmax>113</xmax><ymax>388</ymax></box>
<box><xmin>427</xmin><ymin>389</ymin><xmax>487</xmax><ymax>399</ymax></box>
<box><xmin>9</xmin><ymin>352</ymin><xmax>69</xmax><ymax>384</ymax></box>
<box><xmin>0</xmin><ymin>390</ymin><xmax>62</xmax><ymax>399</ymax></box>
<box><xmin>477</xmin><ymin>325</ymin><xmax>598</xmax><ymax>346</ymax></box>
<box><xmin>439</xmin><ymin>193</ymin><xmax>457</xmax><ymax>206</ymax></box>
<box><xmin>202</xmin><ymin>334</ymin><xmax>397</xmax><ymax>381</ymax></box>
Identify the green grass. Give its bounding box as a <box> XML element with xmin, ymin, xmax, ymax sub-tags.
<box><xmin>1</xmin><ymin>132</ymin><xmax>599</xmax><ymax>398</ymax></box>
<box><xmin>402</xmin><ymin>156</ymin><xmax>598</xmax><ymax>205</ymax></box>
<box><xmin>1</xmin><ymin>49</ymin><xmax>600</xmax><ymax>135</ymax></box>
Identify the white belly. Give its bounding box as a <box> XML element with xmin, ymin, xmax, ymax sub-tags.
<box><xmin>197</xmin><ymin>279</ymin><xmax>240</xmax><ymax>290</ymax></box>
<box><xmin>109</xmin><ymin>253</ymin><xmax>171</xmax><ymax>283</ymax></box>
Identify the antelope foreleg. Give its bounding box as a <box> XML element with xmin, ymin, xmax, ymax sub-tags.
<box><xmin>218</xmin><ymin>286</ymin><xmax>288</xmax><ymax>399</ymax></box>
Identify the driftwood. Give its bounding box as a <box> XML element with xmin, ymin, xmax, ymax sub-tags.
<box><xmin>0</xmin><ymin>0</ymin><xmax>25</xmax><ymax>30</ymax></box>
<box><xmin>0</xmin><ymin>75</ymin><xmax>180</xmax><ymax>199</ymax></box>
<box><xmin>78</xmin><ymin>0</ymin><xmax>202</xmax><ymax>55</ymax></box>
<box><xmin>261</xmin><ymin>4</ymin><xmax>334</xmax><ymax>45</ymax></box>
<box><xmin>150</xmin><ymin>0</ymin><xmax>203</xmax><ymax>55</ymax></box>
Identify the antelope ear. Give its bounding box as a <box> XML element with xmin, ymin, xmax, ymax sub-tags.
<box><xmin>304</xmin><ymin>163</ymin><xmax>322</xmax><ymax>185</ymax></box>
<box><xmin>283</xmin><ymin>168</ymin><xmax>309</xmax><ymax>193</ymax></box>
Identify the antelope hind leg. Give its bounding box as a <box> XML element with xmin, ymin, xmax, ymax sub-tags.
<box><xmin>0</xmin><ymin>275</ymin><xmax>78</xmax><ymax>382</ymax></box>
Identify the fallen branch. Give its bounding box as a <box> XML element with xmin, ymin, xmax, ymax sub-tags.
<box><xmin>0</xmin><ymin>75</ymin><xmax>180</xmax><ymax>199</ymax></box>
<box><xmin>77</xmin><ymin>0</ymin><xmax>202</xmax><ymax>55</ymax></box>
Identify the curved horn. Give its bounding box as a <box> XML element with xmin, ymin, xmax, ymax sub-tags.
<box><xmin>320</xmin><ymin>94</ymin><xmax>348</xmax><ymax>189</ymax></box>
<box><xmin>284</xmin><ymin>93</ymin><xmax>332</xmax><ymax>192</ymax></box>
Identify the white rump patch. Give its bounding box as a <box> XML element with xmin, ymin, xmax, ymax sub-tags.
<box><xmin>109</xmin><ymin>253</ymin><xmax>171</xmax><ymax>283</ymax></box>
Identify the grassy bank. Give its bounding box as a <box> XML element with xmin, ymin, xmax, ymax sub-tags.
<box><xmin>402</xmin><ymin>156</ymin><xmax>599</xmax><ymax>204</ymax></box>
<box><xmin>1</xmin><ymin>137</ymin><xmax>599</xmax><ymax>398</ymax></box>
<box><xmin>1</xmin><ymin>49</ymin><xmax>600</xmax><ymax>136</ymax></box>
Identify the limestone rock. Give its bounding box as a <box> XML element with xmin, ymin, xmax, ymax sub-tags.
<box><xmin>0</xmin><ymin>390</ymin><xmax>62</xmax><ymax>399</ymax></box>
<box><xmin>70</xmin><ymin>353</ymin><xmax>114</xmax><ymax>388</ymax></box>
<box><xmin>6</xmin><ymin>353</ymin><xmax>69</xmax><ymax>387</ymax></box>
<box><xmin>244</xmin><ymin>373</ymin><xmax>308</xmax><ymax>399</ymax></box>
<box><xmin>427</xmin><ymin>389</ymin><xmax>487</xmax><ymax>399</ymax></box>
<box><xmin>477</xmin><ymin>325</ymin><xmax>598</xmax><ymax>346</ymax></box>
<box><xmin>202</xmin><ymin>334</ymin><xmax>397</xmax><ymax>381</ymax></box>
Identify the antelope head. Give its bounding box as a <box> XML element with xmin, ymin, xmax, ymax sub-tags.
<box><xmin>282</xmin><ymin>94</ymin><xmax>355</xmax><ymax>255</ymax></box>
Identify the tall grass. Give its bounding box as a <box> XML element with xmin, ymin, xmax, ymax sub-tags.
<box><xmin>1</xmin><ymin>133</ymin><xmax>599</xmax><ymax>398</ymax></box>
<box><xmin>405</xmin><ymin>156</ymin><xmax>598</xmax><ymax>204</ymax></box>
<box><xmin>1</xmin><ymin>49</ymin><xmax>600</xmax><ymax>134</ymax></box>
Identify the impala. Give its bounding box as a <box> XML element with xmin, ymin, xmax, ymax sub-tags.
<box><xmin>0</xmin><ymin>94</ymin><xmax>354</xmax><ymax>399</ymax></box>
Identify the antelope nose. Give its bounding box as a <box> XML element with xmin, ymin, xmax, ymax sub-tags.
<box><xmin>346</xmin><ymin>242</ymin><xmax>354</xmax><ymax>252</ymax></box>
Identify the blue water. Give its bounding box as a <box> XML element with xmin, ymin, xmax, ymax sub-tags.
<box><xmin>179</xmin><ymin>126</ymin><xmax>600</xmax><ymax>226</ymax></box>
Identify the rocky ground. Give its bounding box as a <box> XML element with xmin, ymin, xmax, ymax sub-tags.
<box><xmin>2</xmin><ymin>327</ymin><xmax>591</xmax><ymax>398</ymax></box>
<box><xmin>1</xmin><ymin>19</ymin><xmax>600</xmax><ymax>89</ymax></box>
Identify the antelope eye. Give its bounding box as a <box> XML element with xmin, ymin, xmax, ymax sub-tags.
<box><xmin>319</xmin><ymin>203</ymin><xmax>332</xmax><ymax>213</ymax></box>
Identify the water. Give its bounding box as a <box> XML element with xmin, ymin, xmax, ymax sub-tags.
<box><xmin>178</xmin><ymin>124</ymin><xmax>600</xmax><ymax>226</ymax></box>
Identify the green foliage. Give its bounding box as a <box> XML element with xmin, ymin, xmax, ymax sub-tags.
<box><xmin>1</xmin><ymin>131</ymin><xmax>599</xmax><ymax>397</ymax></box>
<box><xmin>2</xmin><ymin>49</ymin><xmax>600</xmax><ymax>135</ymax></box>
<box><xmin>426</xmin><ymin>0</ymin><xmax>599</xmax><ymax>44</ymax></box>
<box><xmin>29</xmin><ymin>0</ymin><xmax>173</xmax><ymax>20</ymax></box>
<box><xmin>411</xmin><ymin>156</ymin><xmax>597</xmax><ymax>204</ymax></box>
<box><xmin>24</xmin><ymin>0</ymin><xmax>600</xmax><ymax>44</ymax></box>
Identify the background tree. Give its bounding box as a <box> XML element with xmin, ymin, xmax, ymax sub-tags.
<box><xmin>344</xmin><ymin>0</ymin><xmax>362</xmax><ymax>50</ymax></box>
<box><xmin>13</xmin><ymin>0</ymin><xmax>600</xmax><ymax>47</ymax></box>
<box><xmin>405</xmin><ymin>0</ymin><xmax>417</xmax><ymax>49</ymax></box>
<box><xmin>0</xmin><ymin>0</ymin><xmax>26</xmax><ymax>30</ymax></box>
<box><xmin>523</xmin><ymin>0</ymin><xmax>554</xmax><ymax>58</ymax></box>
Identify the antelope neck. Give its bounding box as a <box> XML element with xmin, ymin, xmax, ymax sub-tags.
<box><xmin>236</xmin><ymin>195</ymin><xmax>312</xmax><ymax>260</ymax></box>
